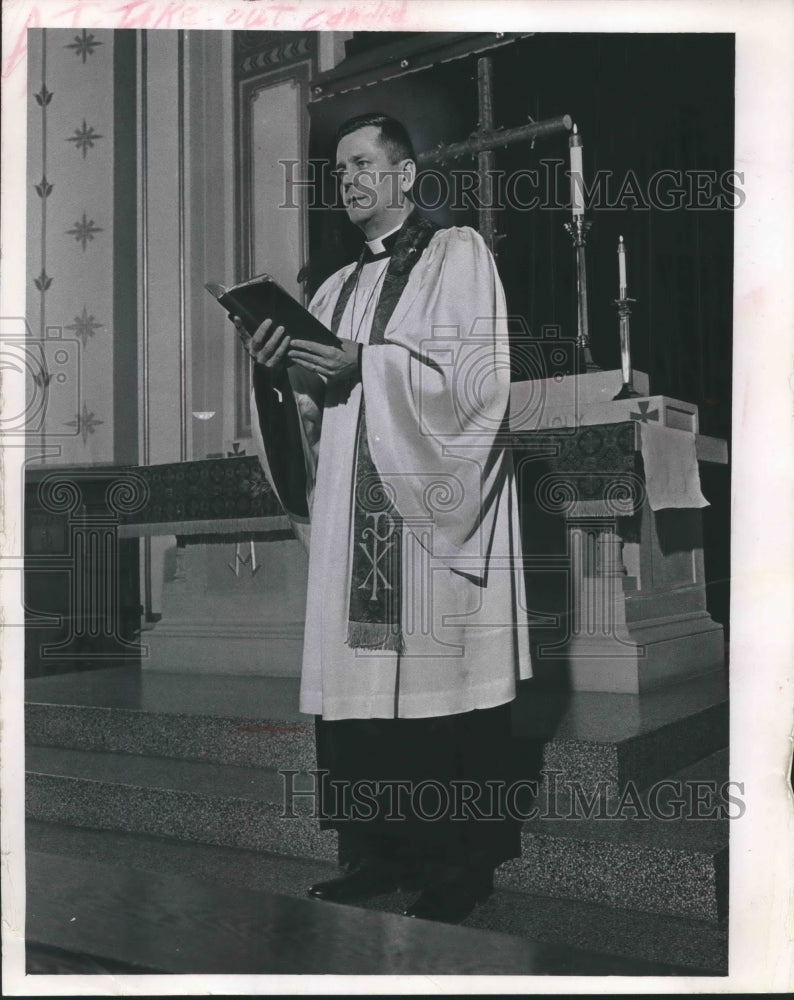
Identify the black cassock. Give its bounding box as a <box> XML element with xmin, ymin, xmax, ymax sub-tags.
<box><xmin>315</xmin><ymin>704</ymin><xmax>523</xmax><ymax>870</ymax></box>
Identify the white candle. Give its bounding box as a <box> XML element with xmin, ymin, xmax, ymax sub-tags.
<box><xmin>569</xmin><ymin>124</ymin><xmax>585</xmax><ymax>217</ymax></box>
<box><xmin>618</xmin><ymin>235</ymin><xmax>627</xmax><ymax>296</ymax></box>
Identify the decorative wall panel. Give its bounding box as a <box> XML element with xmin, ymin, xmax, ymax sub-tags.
<box><xmin>27</xmin><ymin>29</ymin><xmax>116</xmax><ymax>467</ymax></box>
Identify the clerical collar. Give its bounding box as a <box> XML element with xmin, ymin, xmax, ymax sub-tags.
<box><xmin>362</xmin><ymin>223</ymin><xmax>405</xmax><ymax>262</ymax></box>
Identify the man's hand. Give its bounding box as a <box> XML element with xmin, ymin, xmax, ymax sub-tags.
<box><xmin>289</xmin><ymin>339</ymin><xmax>361</xmax><ymax>382</ymax></box>
<box><xmin>234</xmin><ymin>316</ymin><xmax>291</xmax><ymax>373</ymax></box>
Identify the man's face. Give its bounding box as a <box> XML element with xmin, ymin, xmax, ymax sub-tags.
<box><xmin>335</xmin><ymin>125</ymin><xmax>411</xmax><ymax>236</ymax></box>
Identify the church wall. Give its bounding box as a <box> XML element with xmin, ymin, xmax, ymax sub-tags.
<box><xmin>139</xmin><ymin>30</ymin><xmax>348</xmax><ymax>672</ymax></box>
<box><xmin>23</xmin><ymin>28</ymin><xmax>354</xmax><ymax>677</ymax></box>
<box><xmin>24</xmin><ymin>29</ymin><xmax>240</xmax><ymax>470</ymax></box>
<box><xmin>26</xmin><ymin>28</ymin><xmax>120</xmax><ymax>468</ymax></box>
<box><xmin>24</xmin><ymin>30</ymin><xmax>145</xmax><ymax>675</ymax></box>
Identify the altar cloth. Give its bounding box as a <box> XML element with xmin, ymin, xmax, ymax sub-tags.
<box><xmin>638</xmin><ymin>422</ymin><xmax>709</xmax><ymax>511</ymax></box>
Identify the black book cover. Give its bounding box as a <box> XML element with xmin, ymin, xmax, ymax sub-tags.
<box><xmin>205</xmin><ymin>274</ymin><xmax>341</xmax><ymax>350</ymax></box>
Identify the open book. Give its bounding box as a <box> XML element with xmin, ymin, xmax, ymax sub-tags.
<box><xmin>205</xmin><ymin>273</ymin><xmax>341</xmax><ymax>350</ymax></box>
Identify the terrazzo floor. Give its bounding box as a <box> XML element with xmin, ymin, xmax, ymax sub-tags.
<box><xmin>22</xmin><ymin>665</ymin><xmax>730</xmax><ymax>977</ymax></box>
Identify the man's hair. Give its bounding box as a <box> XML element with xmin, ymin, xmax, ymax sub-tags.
<box><xmin>335</xmin><ymin>112</ymin><xmax>416</xmax><ymax>164</ymax></box>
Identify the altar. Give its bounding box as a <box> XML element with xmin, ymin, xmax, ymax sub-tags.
<box><xmin>76</xmin><ymin>362</ymin><xmax>727</xmax><ymax>695</ymax></box>
<box><xmin>510</xmin><ymin>368</ymin><xmax>727</xmax><ymax>692</ymax></box>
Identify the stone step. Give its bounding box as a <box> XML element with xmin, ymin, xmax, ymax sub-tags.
<box><xmin>25</xmin><ymin>669</ymin><xmax>314</xmax><ymax>770</ymax></box>
<box><xmin>26</xmin><ymin>667</ymin><xmax>728</xmax><ymax>792</ymax></box>
<box><xmin>512</xmin><ymin>669</ymin><xmax>728</xmax><ymax>795</ymax></box>
<box><xmin>26</xmin><ymin>743</ymin><xmax>728</xmax><ymax>923</ymax></box>
<box><xmin>500</xmin><ymin>749</ymin><xmax>729</xmax><ymax>923</ymax></box>
<box><xmin>26</xmin><ymin>820</ymin><xmax>726</xmax><ymax>974</ymax></box>
<box><xmin>25</xmin><ymin>701</ymin><xmax>315</xmax><ymax>771</ymax></box>
<box><xmin>26</xmin><ymin>745</ymin><xmax>336</xmax><ymax>863</ymax></box>
<box><xmin>25</xmin><ymin>847</ymin><xmax>714</xmax><ymax>976</ymax></box>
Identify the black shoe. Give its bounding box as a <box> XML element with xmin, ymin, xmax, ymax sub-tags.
<box><xmin>307</xmin><ymin>860</ymin><xmax>405</xmax><ymax>902</ymax></box>
<box><xmin>403</xmin><ymin>869</ymin><xmax>493</xmax><ymax>923</ymax></box>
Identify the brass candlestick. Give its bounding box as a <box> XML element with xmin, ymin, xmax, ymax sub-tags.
<box><xmin>612</xmin><ymin>295</ymin><xmax>641</xmax><ymax>399</ymax></box>
<box><xmin>563</xmin><ymin>215</ymin><xmax>600</xmax><ymax>372</ymax></box>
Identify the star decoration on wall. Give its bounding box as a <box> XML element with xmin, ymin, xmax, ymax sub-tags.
<box><xmin>67</xmin><ymin>120</ymin><xmax>104</xmax><ymax>157</ymax></box>
<box><xmin>66</xmin><ymin>212</ymin><xmax>103</xmax><ymax>251</ymax></box>
<box><xmin>64</xmin><ymin>401</ymin><xmax>104</xmax><ymax>445</ymax></box>
<box><xmin>66</xmin><ymin>305</ymin><xmax>104</xmax><ymax>347</ymax></box>
<box><xmin>65</xmin><ymin>29</ymin><xmax>103</xmax><ymax>63</ymax></box>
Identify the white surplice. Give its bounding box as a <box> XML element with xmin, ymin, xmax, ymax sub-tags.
<box><xmin>252</xmin><ymin>225</ymin><xmax>532</xmax><ymax>720</ymax></box>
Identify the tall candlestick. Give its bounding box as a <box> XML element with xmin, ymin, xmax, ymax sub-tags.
<box><xmin>563</xmin><ymin>124</ymin><xmax>598</xmax><ymax>371</ymax></box>
<box><xmin>569</xmin><ymin>124</ymin><xmax>585</xmax><ymax>217</ymax></box>
<box><xmin>613</xmin><ymin>278</ymin><xmax>641</xmax><ymax>400</ymax></box>
<box><xmin>563</xmin><ymin>216</ymin><xmax>599</xmax><ymax>372</ymax></box>
<box><xmin>618</xmin><ymin>303</ymin><xmax>631</xmax><ymax>387</ymax></box>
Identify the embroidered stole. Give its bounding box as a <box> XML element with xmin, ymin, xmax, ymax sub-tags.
<box><xmin>330</xmin><ymin>215</ymin><xmax>440</xmax><ymax>652</ymax></box>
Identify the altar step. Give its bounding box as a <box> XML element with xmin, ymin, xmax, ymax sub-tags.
<box><xmin>25</xmin><ymin>744</ymin><xmax>728</xmax><ymax>925</ymax></box>
<box><xmin>26</xmin><ymin>667</ymin><xmax>727</xmax><ymax>786</ymax></box>
<box><xmin>25</xmin><ymin>667</ymin><xmax>729</xmax><ymax>929</ymax></box>
<box><xmin>502</xmin><ymin>748</ymin><xmax>729</xmax><ymax>924</ymax></box>
<box><xmin>26</xmin><ymin>745</ymin><xmax>337</xmax><ymax>863</ymax></box>
<box><xmin>26</xmin><ymin>820</ymin><xmax>726</xmax><ymax>974</ymax></box>
<box><xmin>511</xmin><ymin>669</ymin><xmax>728</xmax><ymax>796</ymax></box>
<box><xmin>25</xmin><ymin>671</ymin><xmax>314</xmax><ymax>771</ymax></box>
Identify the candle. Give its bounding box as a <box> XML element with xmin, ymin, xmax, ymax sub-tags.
<box><xmin>569</xmin><ymin>124</ymin><xmax>585</xmax><ymax>217</ymax></box>
<box><xmin>618</xmin><ymin>235</ymin><xmax>627</xmax><ymax>297</ymax></box>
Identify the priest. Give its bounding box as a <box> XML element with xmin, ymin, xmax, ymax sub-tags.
<box><xmin>241</xmin><ymin>112</ymin><xmax>532</xmax><ymax>923</ymax></box>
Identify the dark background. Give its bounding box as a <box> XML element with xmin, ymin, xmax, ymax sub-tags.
<box><xmin>307</xmin><ymin>32</ymin><xmax>734</xmax><ymax>441</ymax></box>
<box><xmin>304</xmin><ymin>32</ymin><xmax>734</xmax><ymax>632</ymax></box>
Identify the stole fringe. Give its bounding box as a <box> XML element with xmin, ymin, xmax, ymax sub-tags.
<box><xmin>346</xmin><ymin>621</ymin><xmax>405</xmax><ymax>654</ymax></box>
